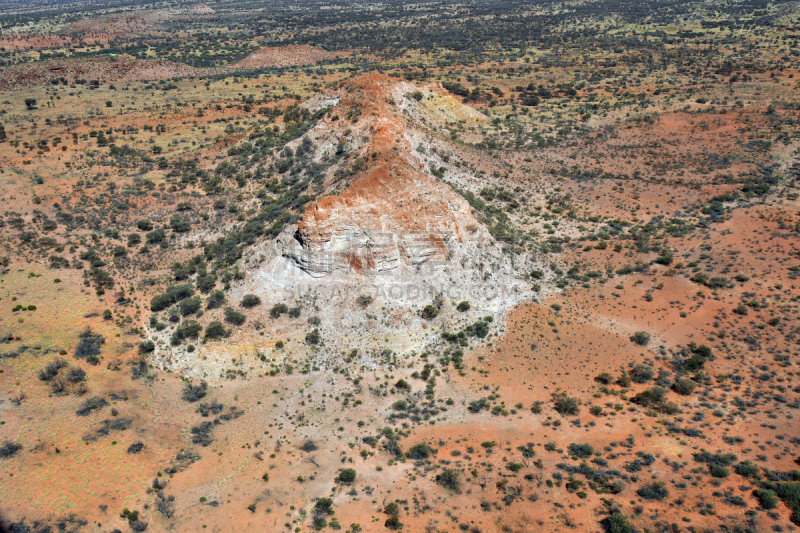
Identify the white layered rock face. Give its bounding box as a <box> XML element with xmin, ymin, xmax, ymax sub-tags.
<box><xmin>278</xmin><ymin>196</ymin><xmax>467</xmax><ymax>278</ymax></box>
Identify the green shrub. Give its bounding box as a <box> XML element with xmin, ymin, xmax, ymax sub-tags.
<box><xmin>315</xmin><ymin>497</ymin><xmax>333</xmax><ymax>515</ymax></box>
<box><xmin>146</xmin><ymin>228</ymin><xmax>166</xmax><ymax>244</ymax></box>
<box><xmin>179</xmin><ymin>296</ymin><xmax>202</xmax><ymax>316</ymax></box>
<box><xmin>632</xmin><ymin>331</ymin><xmax>651</xmax><ymax>346</ymax></box>
<box><xmin>604</xmin><ymin>512</ymin><xmax>634</xmax><ymax>533</ymax></box>
<box><xmin>631</xmin><ymin>386</ymin><xmax>667</xmax><ymax>407</ymax></box>
<box><xmin>421</xmin><ymin>305</ymin><xmax>439</xmax><ymax>320</ymax></box>
<box><xmin>637</xmin><ymin>481</ymin><xmax>668</xmax><ymax>501</ymax></box>
<box><xmin>734</xmin><ymin>460</ymin><xmax>759</xmax><ymax>478</ymax></box>
<box><xmin>594</xmin><ymin>372</ymin><xmax>614</xmax><ymax>385</ymax></box>
<box><xmin>337</xmin><ymin>468</ymin><xmax>356</xmax><ymax>484</ymax></box>
<box><xmin>173</xmin><ymin>320</ymin><xmax>202</xmax><ymax>342</ymax></box>
<box><xmin>206</xmin><ymin>290</ymin><xmax>226</xmax><ymax>309</ymax></box>
<box><xmin>270</xmin><ymin>303</ymin><xmax>288</xmax><ymax>318</ymax></box>
<box><xmin>204</xmin><ymin>321</ymin><xmax>228</xmax><ymax>340</ymax></box>
<box><xmin>224</xmin><ymin>307</ymin><xmax>246</xmax><ymax>326</ymax></box>
<box><xmin>456</xmin><ymin>301</ymin><xmax>470</xmax><ymax>312</ymax></box>
<box><xmin>435</xmin><ymin>468</ymin><xmax>460</xmax><ymax>491</ymax></box>
<box><xmin>709</xmin><ymin>464</ymin><xmax>730</xmax><ymax>478</ymax></box>
<box><xmin>754</xmin><ymin>488</ymin><xmax>779</xmax><ymax>509</ymax></box>
<box><xmin>241</xmin><ymin>294</ymin><xmax>261</xmax><ymax>308</ymax></box>
<box><xmin>568</xmin><ymin>443</ymin><xmax>594</xmax><ymax>458</ymax></box>
<box><xmin>553</xmin><ymin>393</ymin><xmax>579</xmax><ymax>416</ymax></box>
<box><xmin>385</xmin><ymin>515</ymin><xmax>401</xmax><ymax>529</ymax></box>
<box><xmin>407</xmin><ymin>442</ymin><xmax>432</xmax><ymax>459</ymax></box>
<box><xmin>673</xmin><ymin>379</ymin><xmax>696</xmax><ymax>396</ymax></box>
<box><xmin>305</xmin><ymin>329</ymin><xmax>321</xmax><ymax>345</ymax></box>
<box><xmin>630</xmin><ymin>364</ymin><xmax>654</xmax><ymax>383</ymax></box>
<box><xmin>685</xmin><ymin>353</ymin><xmax>707</xmax><ymax>372</ymax></box>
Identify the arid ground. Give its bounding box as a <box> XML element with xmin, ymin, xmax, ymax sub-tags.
<box><xmin>1</xmin><ymin>0</ymin><xmax>800</xmax><ymax>532</ymax></box>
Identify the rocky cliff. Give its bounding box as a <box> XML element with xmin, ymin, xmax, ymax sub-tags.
<box><xmin>278</xmin><ymin>74</ymin><xmax>479</xmax><ymax>279</ymax></box>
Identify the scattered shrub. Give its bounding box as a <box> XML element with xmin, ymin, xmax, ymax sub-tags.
<box><xmin>127</xmin><ymin>442</ymin><xmax>144</xmax><ymax>454</ymax></box>
<box><xmin>74</xmin><ymin>327</ymin><xmax>104</xmax><ymax>364</ymax></box>
<box><xmin>407</xmin><ymin>442</ymin><xmax>432</xmax><ymax>459</ymax></box>
<box><xmin>594</xmin><ymin>372</ymin><xmax>614</xmax><ymax>385</ymax></box>
<box><xmin>67</xmin><ymin>366</ymin><xmax>86</xmax><ymax>383</ymax></box>
<box><xmin>673</xmin><ymin>379</ymin><xmax>696</xmax><ymax>396</ymax></box>
<box><xmin>734</xmin><ymin>460</ymin><xmax>759</xmax><ymax>478</ymax></box>
<box><xmin>300</xmin><ymin>440</ymin><xmax>319</xmax><ymax>452</ymax></box>
<box><xmin>569</xmin><ymin>443</ymin><xmax>594</xmax><ymax>458</ymax></box>
<box><xmin>224</xmin><ymin>307</ymin><xmax>246</xmax><ymax>326</ymax></box>
<box><xmin>603</xmin><ymin>512</ymin><xmax>634</xmax><ymax>533</ymax></box>
<box><xmin>553</xmin><ymin>393</ymin><xmax>579</xmax><ymax>416</ymax></box>
<box><xmin>337</xmin><ymin>468</ymin><xmax>356</xmax><ymax>484</ymax></box>
<box><xmin>435</xmin><ymin>468</ymin><xmax>460</xmax><ymax>491</ymax></box>
<box><xmin>204</xmin><ymin>321</ymin><xmax>228</xmax><ymax>340</ymax></box>
<box><xmin>305</xmin><ymin>329</ymin><xmax>321</xmax><ymax>345</ymax></box>
<box><xmin>630</xmin><ymin>364</ymin><xmax>654</xmax><ymax>383</ymax></box>
<box><xmin>182</xmin><ymin>381</ymin><xmax>208</xmax><ymax>402</ymax></box>
<box><xmin>637</xmin><ymin>481</ymin><xmax>669</xmax><ymax>501</ymax></box>
<box><xmin>270</xmin><ymin>303</ymin><xmax>288</xmax><ymax>318</ymax></box>
<box><xmin>241</xmin><ymin>294</ymin><xmax>261</xmax><ymax>308</ymax></box>
<box><xmin>754</xmin><ymin>488</ymin><xmax>779</xmax><ymax>509</ymax></box>
<box><xmin>38</xmin><ymin>357</ymin><xmax>67</xmax><ymax>381</ymax></box>
<box><xmin>206</xmin><ymin>290</ymin><xmax>226</xmax><ymax>309</ymax></box>
<box><xmin>632</xmin><ymin>331</ymin><xmax>651</xmax><ymax>346</ymax></box>
<box><xmin>0</xmin><ymin>441</ymin><xmax>22</xmax><ymax>458</ymax></box>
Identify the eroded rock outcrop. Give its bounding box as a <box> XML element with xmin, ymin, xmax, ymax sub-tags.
<box><xmin>279</xmin><ymin>73</ymin><xmax>478</xmax><ymax>279</ymax></box>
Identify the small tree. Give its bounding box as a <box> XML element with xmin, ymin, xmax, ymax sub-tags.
<box><xmin>241</xmin><ymin>294</ymin><xmax>261</xmax><ymax>308</ymax></box>
<box><xmin>224</xmin><ymin>307</ymin><xmax>246</xmax><ymax>326</ymax></box>
<box><xmin>435</xmin><ymin>468</ymin><xmax>460</xmax><ymax>491</ymax></box>
<box><xmin>673</xmin><ymin>379</ymin><xmax>697</xmax><ymax>396</ymax></box>
<box><xmin>182</xmin><ymin>381</ymin><xmax>208</xmax><ymax>402</ymax></box>
<box><xmin>270</xmin><ymin>303</ymin><xmax>288</xmax><ymax>318</ymax></box>
<box><xmin>305</xmin><ymin>329</ymin><xmax>321</xmax><ymax>345</ymax></box>
<box><xmin>407</xmin><ymin>442</ymin><xmax>432</xmax><ymax>459</ymax></box>
<box><xmin>336</xmin><ymin>468</ymin><xmax>356</xmax><ymax>484</ymax></box>
<box><xmin>754</xmin><ymin>488</ymin><xmax>779</xmax><ymax>509</ymax></box>
<box><xmin>24</xmin><ymin>98</ymin><xmax>37</xmax><ymax>110</ymax></box>
<box><xmin>637</xmin><ymin>481</ymin><xmax>669</xmax><ymax>501</ymax></box>
<box><xmin>594</xmin><ymin>372</ymin><xmax>614</xmax><ymax>384</ymax></box>
<box><xmin>632</xmin><ymin>331</ymin><xmax>651</xmax><ymax>346</ymax></box>
<box><xmin>385</xmin><ymin>516</ymin><xmax>401</xmax><ymax>530</ymax></box>
<box><xmin>204</xmin><ymin>321</ymin><xmax>228</xmax><ymax>340</ymax></box>
<box><xmin>206</xmin><ymin>290</ymin><xmax>226</xmax><ymax>309</ymax></box>
<box><xmin>553</xmin><ymin>393</ymin><xmax>579</xmax><ymax>416</ymax></box>
<box><xmin>421</xmin><ymin>305</ymin><xmax>439</xmax><ymax>320</ymax></box>
<box><xmin>603</xmin><ymin>512</ymin><xmax>634</xmax><ymax>533</ymax></box>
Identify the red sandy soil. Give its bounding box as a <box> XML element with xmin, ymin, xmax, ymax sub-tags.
<box><xmin>236</xmin><ymin>45</ymin><xmax>334</xmax><ymax>69</ymax></box>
